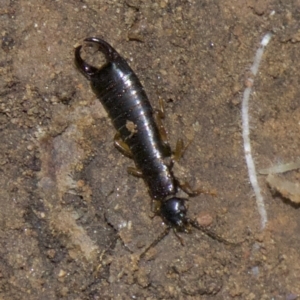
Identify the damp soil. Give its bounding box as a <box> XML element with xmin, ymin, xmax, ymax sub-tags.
<box><xmin>1</xmin><ymin>0</ymin><xmax>300</xmax><ymax>299</ymax></box>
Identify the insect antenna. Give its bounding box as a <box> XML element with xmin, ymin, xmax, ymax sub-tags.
<box><xmin>140</xmin><ymin>227</ymin><xmax>171</xmax><ymax>259</ymax></box>
<box><xmin>189</xmin><ymin>218</ymin><xmax>243</xmax><ymax>246</ymax></box>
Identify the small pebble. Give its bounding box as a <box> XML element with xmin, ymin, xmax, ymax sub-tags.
<box><xmin>196</xmin><ymin>212</ymin><xmax>213</xmax><ymax>227</ymax></box>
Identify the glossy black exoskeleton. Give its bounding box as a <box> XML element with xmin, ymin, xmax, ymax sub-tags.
<box><xmin>75</xmin><ymin>37</ymin><xmax>191</xmax><ymax>231</ymax></box>
<box><xmin>74</xmin><ymin>38</ymin><xmax>233</xmax><ymax>248</ymax></box>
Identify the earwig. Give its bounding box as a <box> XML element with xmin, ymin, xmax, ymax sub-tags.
<box><xmin>74</xmin><ymin>37</ymin><xmax>233</xmax><ymax>248</ymax></box>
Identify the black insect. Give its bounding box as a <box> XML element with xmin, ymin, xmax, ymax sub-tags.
<box><xmin>75</xmin><ymin>38</ymin><xmax>228</xmax><ymax>247</ymax></box>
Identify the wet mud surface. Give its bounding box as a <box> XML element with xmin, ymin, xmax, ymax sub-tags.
<box><xmin>1</xmin><ymin>0</ymin><xmax>300</xmax><ymax>299</ymax></box>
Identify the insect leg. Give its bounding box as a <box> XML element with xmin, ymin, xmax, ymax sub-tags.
<box><xmin>172</xmin><ymin>138</ymin><xmax>185</xmax><ymax>162</ymax></box>
<box><xmin>114</xmin><ymin>132</ymin><xmax>133</xmax><ymax>158</ymax></box>
<box><xmin>179</xmin><ymin>181</ymin><xmax>217</xmax><ymax>197</ymax></box>
<box><xmin>172</xmin><ymin>229</ymin><xmax>185</xmax><ymax>246</ymax></box>
<box><xmin>127</xmin><ymin>166</ymin><xmax>143</xmax><ymax>177</ymax></box>
<box><xmin>173</xmin><ymin>138</ymin><xmax>196</xmax><ymax>162</ymax></box>
<box><xmin>155</xmin><ymin>98</ymin><xmax>169</xmax><ymax>144</ymax></box>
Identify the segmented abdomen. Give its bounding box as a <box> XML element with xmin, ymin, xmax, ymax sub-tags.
<box><xmin>90</xmin><ymin>50</ymin><xmax>176</xmax><ymax>200</ymax></box>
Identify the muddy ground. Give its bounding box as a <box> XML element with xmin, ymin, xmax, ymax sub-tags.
<box><xmin>1</xmin><ymin>0</ymin><xmax>300</xmax><ymax>299</ymax></box>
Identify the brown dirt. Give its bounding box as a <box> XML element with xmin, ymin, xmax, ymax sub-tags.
<box><xmin>1</xmin><ymin>0</ymin><xmax>300</xmax><ymax>299</ymax></box>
